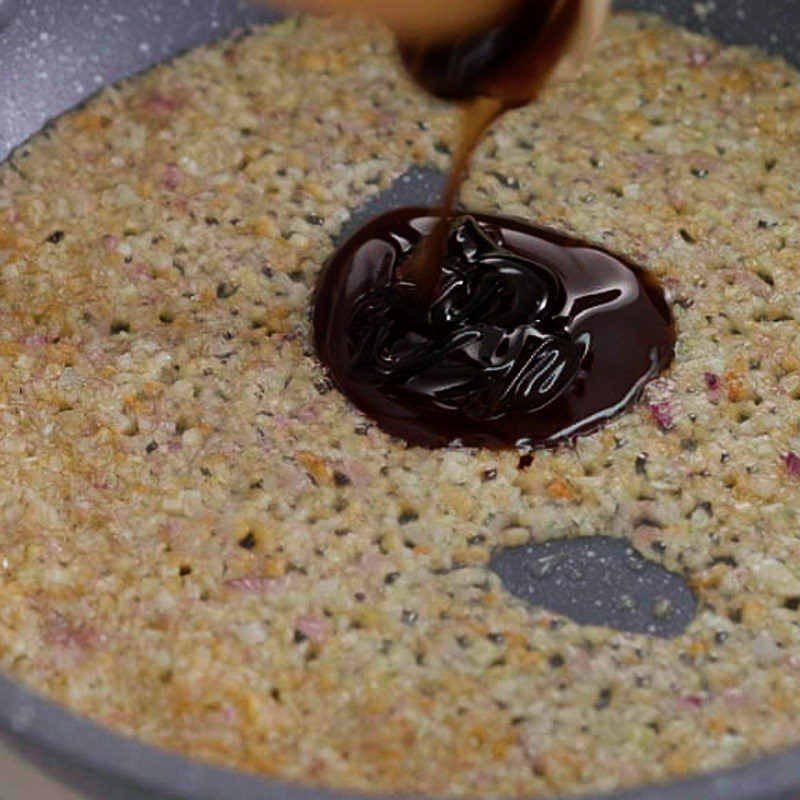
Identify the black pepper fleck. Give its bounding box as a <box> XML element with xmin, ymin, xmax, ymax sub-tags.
<box><xmin>709</xmin><ymin>555</ymin><xmax>737</xmax><ymax>568</ymax></box>
<box><xmin>692</xmin><ymin>500</ymin><xmax>714</xmax><ymax>517</ymax></box>
<box><xmin>216</xmin><ymin>281</ymin><xmax>238</xmax><ymax>299</ymax></box>
<box><xmin>398</xmin><ymin>510</ymin><xmax>418</xmax><ymax>525</ymax></box>
<box><xmin>595</xmin><ymin>687</ymin><xmax>613</xmax><ymax>710</ymax></box>
<box><xmin>333</xmin><ymin>470</ymin><xmax>351</xmax><ymax>486</ymax></box>
<box><xmin>517</xmin><ymin>453</ymin><xmax>534</xmax><ymax>470</ymax></box>
<box><xmin>401</xmin><ymin>609</ymin><xmax>418</xmax><ymax>625</ymax></box>
<box><xmin>238</xmin><ymin>531</ymin><xmax>257</xmax><ymax>550</ymax></box>
<box><xmin>491</xmin><ymin>171</ymin><xmax>520</xmax><ymax>188</ymax></box>
<box><xmin>110</xmin><ymin>321</ymin><xmax>131</xmax><ymax>335</ymax></box>
<box><xmin>481</xmin><ymin>468</ymin><xmax>497</xmax><ymax>482</ymax></box>
<box><xmin>314</xmin><ymin>377</ymin><xmax>333</xmax><ymax>395</ymax></box>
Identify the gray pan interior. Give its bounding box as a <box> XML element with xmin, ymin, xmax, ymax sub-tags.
<box><xmin>2</xmin><ymin>1</ymin><xmax>800</xmax><ymax>798</ymax></box>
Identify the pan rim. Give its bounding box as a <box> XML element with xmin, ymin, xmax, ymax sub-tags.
<box><xmin>2</xmin><ymin>648</ymin><xmax>800</xmax><ymax>800</ymax></box>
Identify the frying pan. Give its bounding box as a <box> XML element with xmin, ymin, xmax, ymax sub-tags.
<box><xmin>1</xmin><ymin>1</ymin><xmax>800</xmax><ymax>798</ymax></box>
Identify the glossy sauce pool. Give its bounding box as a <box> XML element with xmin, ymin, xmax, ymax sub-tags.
<box><xmin>314</xmin><ymin>207</ymin><xmax>675</xmax><ymax>449</ymax></box>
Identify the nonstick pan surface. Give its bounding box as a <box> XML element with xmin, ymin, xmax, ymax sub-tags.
<box><xmin>2</xmin><ymin>1</ymin><xmax>800</xmax><ymax>799</ymax></box>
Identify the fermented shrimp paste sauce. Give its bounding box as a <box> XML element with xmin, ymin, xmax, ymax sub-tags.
<box><xmin>313</xmin><ymin>207</ymin><xmax>676</xmax><ymax>449</ymax></box>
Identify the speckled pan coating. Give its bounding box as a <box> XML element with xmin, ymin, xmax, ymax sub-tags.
<box><xmin>2</xmin><ymin>12</ymin><xmax>800</xmax><ymax>798</ymax></box>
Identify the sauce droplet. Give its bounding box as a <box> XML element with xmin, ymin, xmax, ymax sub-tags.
<box><xmin>314</xmin><ymin>208</ymin><xmax>675</xmax><ymax>449</ymax></box>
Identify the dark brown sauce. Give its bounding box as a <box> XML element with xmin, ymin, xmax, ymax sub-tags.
<box><xmin>398</xmin><ymin>0</ymin><xmax>578</xmax><ymax>107</ymax></box>
<box><xmin>399</xmin><ymin>0</ymin><xmax>583</xmax><ymax>298</ymax></box>
<box><xmin>401</xmin><ymin>96</ymin><xmax>502</xmax><ymax>299</ymax></box>
<box><xmin>313</xmin><ymin>0</ymin><xmax>674</xmax><ymax>450</ymax></box>
<box><xmin>314</xmin><ymin>208</ymin><xmax>675</xmax><ymax>449</ymax></box>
